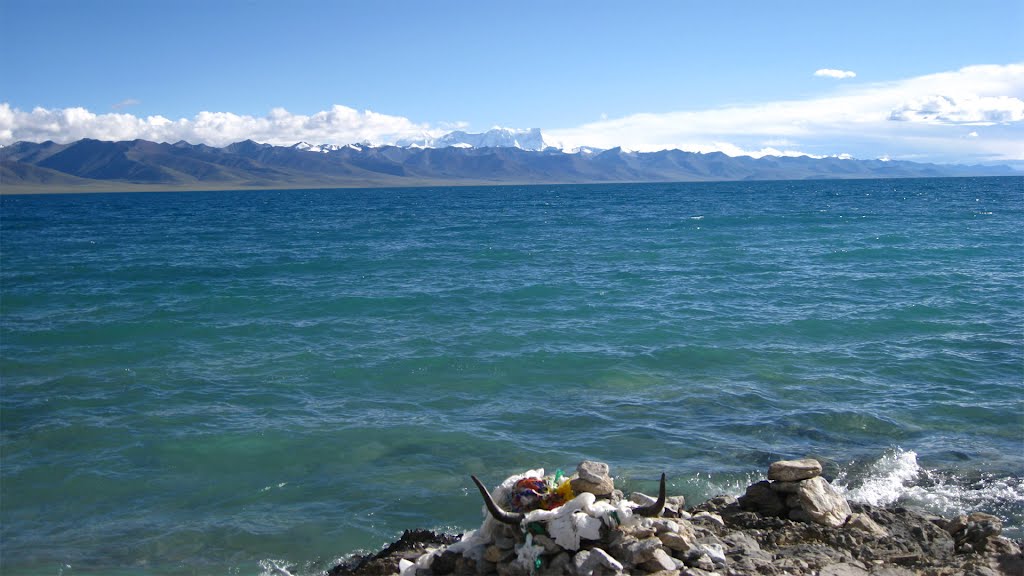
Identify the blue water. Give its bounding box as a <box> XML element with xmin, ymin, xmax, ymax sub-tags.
<box><xmin>1</xmin><ymin>177</ymin><xmax>1022</xmax><ymax>575</ymax></box>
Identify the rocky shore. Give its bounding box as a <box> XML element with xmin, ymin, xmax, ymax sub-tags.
<box><xmin>329</xmin><ymin>460</ymin><xmax>1022</xmax><ymax>576</ymax></box>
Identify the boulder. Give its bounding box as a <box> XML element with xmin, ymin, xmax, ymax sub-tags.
<box><xmin>796</xmin><ymin>476</ymin><xmax>851</xmax><ymax>527</ymax></box>
<box><xmin>640</xmin><ymin>548</ymin><xmax>678</xmax><ymax>573</ymax></box>
<box><xmin>738</xmin><ymin>480</ymin><xmax>786</xmax><ymax>517</ymax></box>
<box><xmin>768</xmin><ymin>458</ymin><xmax>823</xmax><ymax>482</ymax></box>
<box><xmin>571</xmin><ymin>461</ymin><xmax>615</xmax><ymax>496</ymax></box>
<box><xmin>572</xmin><ymin>547</ymin><xmax>622</xmax><ymax>576</ymax></box>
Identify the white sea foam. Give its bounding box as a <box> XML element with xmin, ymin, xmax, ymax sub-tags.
<box><xmin>834</xmin><ymin>447</ymin><xmax>1024</xmax><ymax>534</ymax></box>
<box><xmin>836</xmin><ymin>448</ymin><xmax>922</xmax><ymax>506</ymax></box>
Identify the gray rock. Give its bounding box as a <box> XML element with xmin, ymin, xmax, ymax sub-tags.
<box><xmin>694</xmin><ymin>543</ymin><xmax>725</xmax><ymax>566</ymax></box>
<box><xmin>846</xmin><ymin>512</ymin><xmax>888</xmax><ymax>537</ymax></box>
<box><xmin>738</xmin><ymin>481</ymin><xmax>785</xmax><ymax>517</ymax></box>
<box><xmin>818</xmin><ymin>563</ymin><xmax>870</xmax><ymax>576</ymax></box>
<box><xmin>789</xmin><ymin>507</ymin><xmax>813</xmax><ymax>523</ymax></box>
<box><xmin>952</xmin><ymin>511</ymin><xmax>1004</xmax><ymax>553</ymax></box>
<box><xmin>571</xmin><ymin>461</ymin><xmax>615</xmax><ymax>496</ymax></box>
<box><xmin>531</xmin><ymin>534</ymin><xmax>561</xmax><ymax>555</ymax></box>
<box><xmin>574</xmin><ymin>547</ymin><xmax>623</xmax><ymax>576</ymax></box>
<box><xmin>629</xmin><ymin>492</ymin><xmax>657</xmax><ymax>507</ymax></box>
<box><xmin>689</xmin><ymin>512</ymin><xmax>725</xmax><ymax>530</ymax></box>
<box><xmin>624</xmin><ymin>537</ymin><xmax>664</xmax><ymax>565</ymax></box>
<box><xmin>767</xmin><ymin>458</ymin><xmax>823</xmax><ymax>482</ymax></box>
<box><xmin>547</xmin><ymin>552</ymin><xmax>571</xmax><ymax>574</ymax></box>
<box><xmin>796</xmin><ymin>476</ymin><xmax>851</xmax><ymax>527</ymax></box>
<box><xmin>722</xmin><ymin>532</ymin><xmax>760</xmax><ymax>555</ymax></box>
<box><xmin>683</xmin><ymin>551</ymin><xmax>714</xmax><ymax>572</ymax></box>
<box><xmin>640</xmin><ymin>549</ymin><xmax>678</xmax><ymax>573</ymax></box>
<box><xmin>769</xmin><ymin>480</ymin><xmax>801</xmax><ymax>493</ymax></box>
<box><xmin>649</xmin><ymin>519</ymin><xmax>681</xmax><ymax>535</ymax></box>
<box><xmin>576</xmin><ymin>461</ymin><xmax>611</xmax><ymax>484</ymax></box>
<box><xmin>657</xmin><ymin>532</ymin><xmax>693</xmax><ymax>553</ymax></box>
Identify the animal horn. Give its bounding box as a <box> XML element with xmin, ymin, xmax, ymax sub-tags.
<box><xmin>634</xmin><ymin>473</ymin><xmax>667</xmax><ymax>517</ymax></box>
<box><xmin>471</xmin><ymin>475</ymin><xmax>525</xmax><ymax>525</ymax></box>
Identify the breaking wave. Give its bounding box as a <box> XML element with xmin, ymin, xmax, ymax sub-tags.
<box><xmin>835</xmin><ymin>447</ymin><xmax>1024</xmax><ymax>537</ymax></box>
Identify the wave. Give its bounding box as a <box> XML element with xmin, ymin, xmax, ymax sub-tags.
<box><xmin>834</xmin><ymin>447</ymin><xmax>1023</xmax><ymax>537</ymax></box>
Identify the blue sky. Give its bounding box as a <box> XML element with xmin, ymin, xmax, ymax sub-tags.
<box><xmin>2</xmin><ymin>0</ymin><xmax>1022</xmax><ymax>165</ymax></box>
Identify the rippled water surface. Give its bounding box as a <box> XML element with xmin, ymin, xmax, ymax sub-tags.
<box><xmin>2</xmin><ymin>178</ymin><xmax>1022</xmax><ymax>575</ymax></box>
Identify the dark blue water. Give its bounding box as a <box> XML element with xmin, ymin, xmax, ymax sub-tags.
<box><xmin>2</xmin><ymin>177</ymin><xmax>1022</xmax><ymax>575</ymax></box>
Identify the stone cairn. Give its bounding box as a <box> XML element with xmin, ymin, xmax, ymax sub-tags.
<box><xmin>332</xmin><ymin>459</ymin><xmax>1021</xmax><ymax>576</ymax></box>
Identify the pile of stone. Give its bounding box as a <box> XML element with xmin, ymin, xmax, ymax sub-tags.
<box><xmin>737</xmin><ymin>458</ymin><xmax>884</xmax><ymax>533</ymax></box>
<box><xmin>330</xmin><ymin>459</ymin><xmax>1022</xmax><ymax>576</ymax></box>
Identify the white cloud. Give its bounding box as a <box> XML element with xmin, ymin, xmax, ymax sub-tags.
<box><xmin>0</xmin><ymin>103</ymin><xmax>446</xmax><ymax>147</ymax></box>
<box><xmin>815</xmin><ymin>68</ymin><xmax>857</xmax><ymax>79</ymax></box>
<box><xmin>888</xmin><ymin>94</ymin><xmax>1024</xmax><ymax>124</ymax></box>
<box><xmin>546</xmin><ymin>63</ymin><xmax>1024</xmax><ymax>163</ymax></box>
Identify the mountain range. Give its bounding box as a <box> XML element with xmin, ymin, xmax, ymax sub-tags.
<box><xmin>0</xmin><ymin>128</ymin><xmax>1016</xmax><ymax>193</ymax></box>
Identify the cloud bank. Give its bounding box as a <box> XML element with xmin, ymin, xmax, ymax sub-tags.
<box><xmin>546</xmin><ymin>63</ymin><xmax>1024</xmax><ymax>163</ymax></box>
<box><xmin>1</xmin><ymin>64</ymin><xmax>1021</xmax><ymax>165</ymax></box>
<box><xmin>0</xmin><ymin>104</ymin><xmax>446</xmax><ymax>148</ymax></box>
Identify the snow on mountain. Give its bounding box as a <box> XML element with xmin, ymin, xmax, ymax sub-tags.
<box><xmin>290</xmin><ymin>142</ymin><xmax>345</xmax><ymax>153</ymax></box>
<box><xmin>289</xmin><ymin>129</ymin><xmax>568</xmax><ymax>153</ymax></box>
<box><xmin>398</xmin><ymin>127</ymin><xmax>560</xmax><ymax>151</ymax></box>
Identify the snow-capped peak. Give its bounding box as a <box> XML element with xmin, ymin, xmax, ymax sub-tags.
<box><xmin>399</xmin><ymin>127</ymin><xmax>560</xmax><ymax>151</ymax></box>
<box><xmin>290</xmin><ymin>142</ymin><xmax>345</xmax><ymax>153</ymax></box>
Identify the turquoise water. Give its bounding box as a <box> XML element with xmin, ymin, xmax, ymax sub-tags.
<box><xmin>1</xmin><ymin>177</ymin><xmax>1022</xmax><ymax>575</ymax></box>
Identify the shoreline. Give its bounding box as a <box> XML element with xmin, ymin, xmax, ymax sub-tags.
<box><xmin>326</xmin><ymin>460</ymin><xmax>1022</xmax><ymax>576</ymax></box>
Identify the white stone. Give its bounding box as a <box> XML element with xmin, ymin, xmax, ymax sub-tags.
<box><xmin>797</xmin><ymin>476</ymin><xmax>851</xmax><ymax>527</ymax></box>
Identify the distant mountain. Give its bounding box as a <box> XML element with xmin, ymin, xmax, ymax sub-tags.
<box><xmin>0</xmin><ymin>137</ymin><xmax>1016</xmax><ymax>192</ymax></box>
<box><xmin>397</xmin><ymin>127</ymin><xmax>558</xmax><ymax>151</ymax></box>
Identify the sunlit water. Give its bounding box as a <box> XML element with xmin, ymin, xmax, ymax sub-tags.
<box><xmin>2</xmin><ymin>177</ymin><xmax>1021</xmax><ymax>575</ymax></box>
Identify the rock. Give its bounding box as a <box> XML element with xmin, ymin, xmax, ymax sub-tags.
<box><xmin>789</xmin><ymin>507</ymin><xmax>813</xmax><ymax>523</ymax></box>
<box><xmin>430</xmin><ymin>550</ymin><xmax>459</xmax><ymax>575</ymax></box>
<box><xmin>738</xmin><ymin>481</ymin><xmax>786</xmax><ymax>517</ymax></box>
<box><xmin>624</xmin><ymin>537</ymin><xmax>664</xmax><ymax>565</ymax></box>
<box><xmin>768</xmin><ymin>458</ymin><xmax>823</xmax><ymax>482</ymax></box>
<box><xmin>819</xmin><ymin>563</ymin><xmax>871</xmax><ymax>576</ymax></box>
<box><xmin>576</xmin><ymin>461</ymin><xmax>611</xmax><ymax>484</ymax></box>
<box><xmin>690</xmin><ymin>512</ymin><xmax>725</xmax><ymax>530</ymax></box>
<box><xmin>640</xmin><ymin>549</ymin><xmax>679</xmax><ymax>573</ymax></box>
<box><xmin>630</xmin><ymin>492</ymin><xmax>657</xmax><ymax>507</ymax></box>
<box><xmin>662</xmin><ymin>495</ymin><xmax>686</xmax><ymax>519</ymax></box>
<box><xmin>531</xmin><ymin>534</ymin><xmax>561</xmax><ymax>555</ymax></box>
<box><xmin>573</xmin><ymin>547</ymin><xmax>623</xmax><ymax>576</ymax></box>
<box><xmin>694</xmin><ymin>543</ymin><xmax>726</xmax><ymax>567</ymax></box>
<box><xmin>547</xmin><ymin>552</ymin><xmax>571</xmax><ymax>574</ymax></box>
<box><xmin>722</xmin><ymin>532</ymin><xmax>760</xmax><ymax>555</ymax></box>
<box><xmin>571</xmin><ymin>461</ymin><xmax>615</xmax><ymax>496</ymax></box>
<box><xmin>682</xmin><ymin>551</ymin><xmax>715</xmax><ymax>572</ymax></box>
<box><xmin>649</xmin><ymin>519</ymin><xmax>680</xmax><ymax>534</ymax></box>
<box><xmin>951</xmin><ymin>511</ymin><xmax>1004</xmax><ymax>553</ymax></box>
<box><xmin>770</xmin><ymin>480</ymin><xmax>801</xmax><ymax>493</ymax></box>
<box><xmin>797</xmin><ymin>476</ymin><xmax>851</xmax><ymax>527</ymax></box>
<box><xmin>657</xmin><ymin>532</ymin><xmax>693</xmax><ymax>553</ymax></box>
<box><xmin>846</xmin><ymin>512</ymin><xmax>889</xmax><ymax>537</ymax></box>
